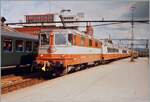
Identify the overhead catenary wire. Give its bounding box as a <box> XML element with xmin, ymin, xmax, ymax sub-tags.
<box><xmin>6</xmin><ymin>20</ymin><xmax>149</xmax><ymax>25</ymax></box>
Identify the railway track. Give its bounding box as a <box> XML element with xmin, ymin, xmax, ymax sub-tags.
<box><xmin>1</xmin><ymin>72</ymin><xmax>47</xmax><ymax>94</ymax></box>
<box><xmin>1</xmin><ymin>74</ymin><xmax>16</xmax><ymax>79</ymax></box>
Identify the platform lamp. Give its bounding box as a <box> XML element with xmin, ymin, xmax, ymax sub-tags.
<box><xmin>130</xmin><ymin>5</ymin><xmax>136</xmax><ymax>62</ymax></box>
<box><xmin>1</xmin><ymin>17</ymin><xmax>6</xmax><ymax>26</ymax></box>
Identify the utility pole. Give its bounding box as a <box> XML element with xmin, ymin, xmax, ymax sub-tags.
<box><xmin>49</xmin><ymin>0</ymin><xmax>51</xmax><ymax>13</ymax></box>
<box><xmin>130</xmin><ymin>6</ymin><xmax>136</xmax><ymax>62</ymax></box>
<box><xmin>146</xmin><ymin>39</ymin><xmax>149</xmax><ymax>48</ymax></box>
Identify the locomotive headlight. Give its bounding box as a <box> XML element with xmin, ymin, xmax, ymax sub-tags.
<box><xmin>60</xmin><ymin>61</ymin><xmax>63</xmax><ymax>64</ymax></box>
<box><xmin>40</xmin><ymin>54</ymin><xmax>43</xmax><ymax>57</ymax></box>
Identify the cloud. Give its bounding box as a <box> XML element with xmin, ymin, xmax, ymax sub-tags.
<box><xmin>1</xmin><ymin>0</ymin><xmax>50</xmax><ymax>22</ymax></box>
<box><xmin>122</xmin><ymin>1</ymin><xmax>149</xmax><ymax>19</ymax></box>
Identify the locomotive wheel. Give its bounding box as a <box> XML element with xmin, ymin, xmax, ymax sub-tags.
<box><xmin>61</xmin><ymin>66</ymin><xmax>73</xmax><ymax>76</ymax></box>
<box><xmin>61</xmin><ymin>67</ymin><xmax>68</xmax><ymax>76</ymax></box>
<box><xmin>30</xmin><ymin>64</ymin><xmax>35</xmax><ymax>72</ymax></box>
<box><xmin>53</xmin><ymin>66</ymin><xmax>67</xmax><ymax>77</ymax></box>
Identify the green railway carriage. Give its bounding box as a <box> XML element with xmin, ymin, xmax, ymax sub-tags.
<box><xmin>1</xmin><ymin>26</ymin><xmax>38</xmax><ymax>69</ymax></box>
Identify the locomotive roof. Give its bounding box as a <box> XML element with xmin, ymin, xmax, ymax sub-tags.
<box><xmin>44</xmin><ymin>28</ymin><xmax>86</xmax><ymax>34</ymax></box>
<box><xmin>41</xmin><ymin>28</ymin><xmax>98</xmax><ymax>40</ymax></box>
<box><xmin>1</xmin><ymin>26</ymin><xmax>38</xmax><ymax>40</ymax></box>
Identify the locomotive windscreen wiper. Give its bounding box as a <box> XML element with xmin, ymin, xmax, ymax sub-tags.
<box><xmin>40</xmin><ymin>33</ymin><xmax>49</xmax><ymax>45</ymax></box>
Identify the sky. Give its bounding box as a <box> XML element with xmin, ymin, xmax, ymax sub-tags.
<box><xmin>1</xmin><ymin>0</ymin><xmax>149</xmax><ymax>47</ymax></box>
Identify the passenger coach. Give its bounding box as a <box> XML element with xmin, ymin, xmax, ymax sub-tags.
<box><xmin>102</xmin><ymin>40</ymin><xmax>131</xmax><ymax>61</ymax></box>
<box><xmin>1</xmin><ymin>26</ymin><xmax>38</xmax><ymax>69</ymax></box>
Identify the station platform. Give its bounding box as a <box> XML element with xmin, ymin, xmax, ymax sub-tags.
<box><xmin>1</xmin><ymin>58</ymin><xmax>149</xmax><ymax>102</ymax></box>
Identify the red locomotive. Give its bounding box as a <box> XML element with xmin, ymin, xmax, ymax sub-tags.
<box><xmin>34</xmin><ymin>28</ymin><xmax>134</xmax><ymax>76</ymax></box>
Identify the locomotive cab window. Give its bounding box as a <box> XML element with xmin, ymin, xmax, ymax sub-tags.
<box><xmin>3</xmin><ymin>39</ymin><xmax>13</xmax><ymax>52</ymax></box>
<box><xmin>55</xmin><ymin>34</ymin><xmax>67</xmax><ymax>45</ymax></box>
<box><xmin>68</xmin><ymin>34</ymin><xmax>73</xmax><ymax>45</ymax></box>
<box><xmin>33</xmin><ymin>42</ymin><xmax>39</xmax><ymax>52</ymax></box>
<box><xmin>40</xmin><ymin>33</ymin><xmax>49</xmax><ymax>45</ymax></box>
<box><xmin>16</xmin><ymin>40</ymin><xmax>23</xmax><ymax>52</ymax></box>
<box><xmin>25</xmin><ymin>41</ymin><xmax>32</xmax><ymax>52</ymax></box>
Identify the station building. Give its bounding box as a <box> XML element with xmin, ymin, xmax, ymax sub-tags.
<box><xmin>14</xmin><ymin>13</ymin><xmax>84</xmax><ymax>35</ymax></box>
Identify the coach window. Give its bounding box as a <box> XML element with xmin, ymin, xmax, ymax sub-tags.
<box><xmin>107</xmin><ymin>47</ymin><xmax>112</xmax><ymax>53</ymax></box>
<box><xmin>33</xmin><ymin>42</ymin><xmax>39</xmax><ymax>52</ymax></box>
<box><xmin>3</xmin><ymin>39</ymin><xmax>13</xmax><ymax>52</ymax></box>
<box><xmin>107</xmin><ymin>47</ymin><xmax>119</xmax><ymax>53</ymax></box>
<box><xmin>99</xmin><ymin>42</ymin><xmax>102</xmax><ymax>47</ymax></box>
<box><xmin>68</xmin><ymin>34</ymin><xmax>73</xmax><ymax>45</ymax></box>
<box><xmin>116</xmin><ymin>49</ymin><xmax>119</xmax><ymax>52</ymax></box>
<box><xmin>122</xmin><ymin>50</ymin><xmax>127</xmax><ymax>53</ymax></box>
<box><xmin>55</xmin><ymin>34</ymin><xmax>67</xmax><ymax>45</ymax></box>
<box><xmin>25</xmin><ymin>41</ymin><xmax>32</xmax><ymax>52</ymax></box>
<box><xmin>16</xmin><ymin>40</ymin><xmax>23</xmax><ymax>52</ymax></box>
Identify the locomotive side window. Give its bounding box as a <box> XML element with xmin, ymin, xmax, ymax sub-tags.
<box><xmin>68</xmin><ymin>34</ymin><xmax>73</xmax><ymax>45</ymax></box>
<box><xmin>73</xmin><ymin>35</ymin><xmax>76</xmax><ymax>45</ymax></box>
<box><xmin>55</xmin><ymin>34</ymin><xmax>67</xmax><ymax>45</ymax></box>
<box><xmin>81</xmin><ymin>36</ymin><xmax>85</xmax><ymax>46</ymax></box>
<box><xmin>25</xmin><ymin>41</ymin><xmax>32</xmax><ymax>52</ymax></box>
<box><xmin>95</xmin><ymin>41</ymin><xmax>98</xmax><ymax>47</ymax></box>
<box><xmin>3</xmin><ymin>39</ymin><xmax>13</xmax><ymax>52</ymax></box>
<box><xmin>16</xmin><ymin>40</ymin><xmax>24</xmax><ymax>52</ymax></box>
<box><xmin>89</xmin><ymin>39</ymin><xmax>92</xmax><ymax>47</ymax></box>
<box><xmin>40</xmin><ymin>34</ymin><xmax>49</xmax><ymax>45</ymax></box>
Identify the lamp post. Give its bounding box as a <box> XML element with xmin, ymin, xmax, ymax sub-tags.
<box><xmin>59</xmin><ymin>9</ymin><xmax>71</xmax><ymax>28</ymax></box>
<box><xmin>130</xmin><ymin>6</ymin><xmax>136</xmax><ymax>62</ymax></box>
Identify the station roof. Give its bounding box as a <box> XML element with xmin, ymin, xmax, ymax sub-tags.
<box><xmin>1</xmin><ymin>25</ymin><xmax>38</xmax><ymax>40</ymax></box>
